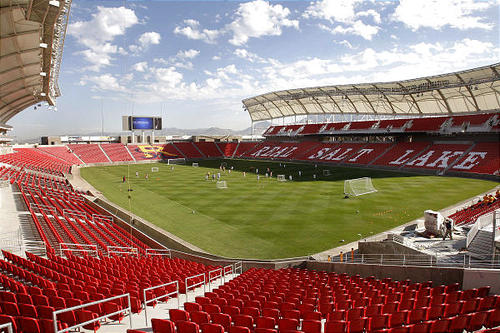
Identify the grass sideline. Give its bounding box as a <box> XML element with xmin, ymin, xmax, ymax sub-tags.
<box><xmin>81</xmin><ymin>159</ymin><xmax>497</xmax><ymax>259</ymax></box>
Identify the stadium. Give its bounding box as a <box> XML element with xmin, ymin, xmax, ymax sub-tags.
<box><xmin>0</xmin><ymin>1</ymin><xmax>499</xmax><ymax>333</ymax></box>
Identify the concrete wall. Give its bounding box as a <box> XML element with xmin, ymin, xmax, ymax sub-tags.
<box><xmin>359</xmin><ymin>240</ymin><xmax>431</xmax><ymax>257</ymax></box>
<box><xmin>463</xmin><ymin>268</ymin><xmax>500</xmax><ymax>294</ymax></box>
<box><xmin>306</xmin><ymin>261</ymin><xmax>464</xmax><ymax>287</ymax></box>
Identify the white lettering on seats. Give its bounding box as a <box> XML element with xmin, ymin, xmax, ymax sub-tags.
<box><xmin>308</xmin><ymin>148</ymin><xmax>331</xmax><ymax>160</ymax></box>
<box><xmin>251</xmin><ymin>146</ymin><xmax>271</xmax><ymax>157</ymax></box>
<box><xmin>406</xmin><ymin>150</ymin><xmax>434</xmax><ymax>166</ymax></box>
<box><xmin>348</xmin><ymin>149</ymin><xmax>374</xmax><ymax>162</ymax></box>
<box><xmin>389</xmin><ymin>150</ymin><xmax>414</xmax><ymax>165</ymax></box>
<box><xmin>452</xmin><ymin>152</ymin><xmax>487</xmax><ymax>170</ymax></box>
<box><xmin>426</xmin><ymin>151</ymin><xmax>464</xmax><ymax>168</ymax></box>
<box><xmin>277</xmin><ymin>147</ymin><xmax>298</xmax><ymax>158</ymax></box>
<box><xmin>260</xmin><ymin>146</ymin><xmax>282</xmax><ymax>157</ymax></box>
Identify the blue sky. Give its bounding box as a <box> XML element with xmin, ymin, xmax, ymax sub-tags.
<box><xmin>9</xmin><ymin>0</ymin><xmax>499</xmax><ymax>139</ymax></box>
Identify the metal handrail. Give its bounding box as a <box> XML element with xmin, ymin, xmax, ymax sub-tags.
<box><xmin>223</xmin><ymin>264</ymin><xmax>233</xmax><ymax>283</ymax></box>
<box><xmin>0</xmin><ymin>322</ymin><xmax>13</xmax><ymax>333</ymax></box>
<box><xmin>108</xmin><ymin>246</ymin><xmax>138</xmax><ymax>257</ymax></box>
<box><xmin>208</xmin><ymin>268</ymin><xmax>222</xmax><ymax>292</ymax></box>
<box><xmin>58</xmin><ymin>243</ymin><xmax>98</xmax><ymax>257</ymax></box>
<box><xmin>324</xmin><ymin>253</ymin><xmax>500</xmax><ymax>269</ymax></box>
<box><xmin>234</xmin><ymin>261</ymin><xmax>243</xmax><ymax>274</ymax></box>
<box><xmin>185</xmin><ymin>273</ymin><xmax>206</xmax><ymax>302</ymax></box>
<box><xmin>143</xmin><ymin>280</ymin><xmax>179</xmax><ymax>325</ymax></box>
<box><xmin>92</xmin><ymin>213</ymin><xmax>113</xmax><ymax>223</ymax></box>
<box><xmin>53</xmin><ymin>293</ymin><xmax>132</xmax><ymax>333</ymax></box>
<box><xmin>146</xmin><ymin>248</ymin><xmax>171</xmax><ymax>258</ymax></box>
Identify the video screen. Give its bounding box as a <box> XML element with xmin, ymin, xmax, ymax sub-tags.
<box><xmin>132</xmin><ymin>117</ymin><xmax>154</xmax><ymax>130</ymax></box>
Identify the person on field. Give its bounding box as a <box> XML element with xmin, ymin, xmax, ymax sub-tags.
<box><xmin>122</xmin><ymin>176</ymin><xmax>126</xmax><ymax>183</ymax></box>
<box><xmin>443</xmin><ymin>218</ymin><xmax>453</xmax><ymax>240</ymax></box>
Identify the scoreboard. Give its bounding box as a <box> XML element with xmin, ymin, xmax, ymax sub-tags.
<box><xmin>122</xmin><ymin>116</ymin><xmax>162</xmax><ymax>130</ymax></box>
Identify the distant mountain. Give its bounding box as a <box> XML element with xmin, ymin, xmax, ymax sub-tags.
<box><xmin>13</xmin><ymin>122</ymin><xmax>271</xmax><ymax>144</ymax></box>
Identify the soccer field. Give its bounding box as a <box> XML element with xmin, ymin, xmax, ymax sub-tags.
<box><xmin>80</xmin><ymin>159</ymin><xmax>497</xmax><ymax>259</ymax></box>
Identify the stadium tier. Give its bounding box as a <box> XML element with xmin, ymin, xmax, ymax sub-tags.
<box><xmin>0</xmin><ymin>148</ymin><xmax>72</xmax><ymax>176</ymax></box>
<box><xmin>146</xmin><ymin>267</ymin><xmax>500</xmax><ymax>333</ymax></box>
<box><xmin>449</xmin><ymin>191</ymin><xmax>500</xmax><ymax>225</ymax></box>
<box><xmin>216</xmin><ymin>143</ymin><xmax>239</xmax><ymax>158</ymax></box>
<box><xmin>264</xmin><ymin>113</ymin><xmax>499</xmax><ymax>137</ymax></box>
<box><xmin>100</xmin><ymin>143</ymin><xmax>135</xmax><ymax>162</ymax></box>
<box><xmin>68</xmin><ymin>144</ymin><xmax>110</xmax><ymax>164</ymax></box>
<box><xmin>37</xmin><ymin>146</ymin><xmax>83</xmax><ymax>165</ymax></box>
<box><xmin>173</xmin><ymin>142</ymin><xmax>206</xmax><ymax>159</ymax></box>
<box><xmin>194</xmin><ymin>142</ymin><xmax>223</xmax><ymax>158</ymax></box>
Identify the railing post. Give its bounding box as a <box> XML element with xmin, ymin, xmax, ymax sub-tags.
<box><xmin>468</xmin><ymin>255</ymin><xmax>471</xmax><ymax>268</ymax></box>
<box><xmin>403</xmin><ymin>254</ymin><xmax>406</xmax><ymax>266</ymax></box>
<box><xmin>128</xmin><ymin>293</ymin><xmax>132</xmax><ymax>329</ymax></box>
<box><xmin>380</xmin><ymin>254</ymin><xmax>383</xmax><ymax>265</ymax></box>
<box><xmin>361</xmin><ymin>254</ymin><xmax>364</xmax><ymax>264</ymax></box>
<box><xmin>463</xmin><ymin>254</ymin><xmax>466</xmax><ymax>268</ymax></box>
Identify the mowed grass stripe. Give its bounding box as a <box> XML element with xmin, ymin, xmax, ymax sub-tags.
<box><xmin>80</xmin><ymin>159</ymin><xmax>498</xmax><ymax>259</ymax></box>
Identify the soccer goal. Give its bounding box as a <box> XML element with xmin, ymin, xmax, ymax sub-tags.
<box><xmin>167</xmin><ymin>158</ymin><xmax>186</xmax><ymax>165</ymax></box>
<box><xmin>277</xmin><ymin>174</ymin><xmax>286</xmax><ymax>182</ymax></box>
<box><xmin>323</xmin><ymin>169</ymin><xmax>331</xmax><ymax>176</ymax></box>
<box><xmin>216</xmin><ymin>180</ymin><xmax>227</xmax><ymax>189</ymax></box>
<box><xmin>192</xmin><ymin>162</ymin><xmax>199</xmax><ymax>167</ymax></box>
<box><xmin>344</xmin><ymin>177</ymin><xmax>377</xmax><ymax>197</ymax></box>
<box><xmin>151</xmin><ymin>167</ymin><xmax>159</xmax><ymax>172</ymax></box>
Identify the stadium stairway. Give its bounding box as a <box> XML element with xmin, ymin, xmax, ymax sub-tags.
<box><xmin>467</xmin><ymin>229</ymin><xmax>496</xmax><ymax>257</ymax></box>
<box><xmin>98</xmin><ymin>144</ymin><xmax>113</xmax><ymax>163</ymax></box>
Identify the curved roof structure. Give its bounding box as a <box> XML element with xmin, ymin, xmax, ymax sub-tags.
<box><xmin>0</xmin><ymin>0</ymin><xmax>71</xmax><ymax>125</ymax></box>
<box><xmin>243</xmin><ymin>63</ymin><xmax>500</xmax><ymax>122</ymax></box>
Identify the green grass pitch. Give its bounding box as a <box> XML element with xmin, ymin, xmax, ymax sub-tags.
<box><xmin>80</xmin><ymin>159</ymin><xmax>498</xmax><ymax>259</ymax></box>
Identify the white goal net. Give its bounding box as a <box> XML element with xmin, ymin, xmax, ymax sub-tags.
<box><xmin>216</xmin><ymin>181</ymin><xmax>227</xmax><ymax>189</ymax></box>
<box><xmin>323</xmin><ymin>170</ymin><xmax>331</xmax><ymax>176</ymax></box>
<box><xmin>344</xmin><ymin>177</ymin><xmax>377</xmax><ymax>197</ymax></box>
<box><xmin>151</xmin><ymin>167</ymin><xmax>159</xmax><ymax>172</ymax></box>
<box><xmin>277</xmin><ymin>174</ymin><xmax>286</xmax><ymax>182</ymax></box>
<box><xmin>167</xmin><ymin>158</ymin><xmax>186</xmax><ymax>165</ymax></box>
<box><xmin>192</xmin><ymin>162</ymin><xmax>199</xmax><ymax>167</ymax></box>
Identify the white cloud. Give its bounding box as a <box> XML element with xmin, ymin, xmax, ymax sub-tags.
<box><xmin>82</xmin><ymin>39</ymin><xmax>498</xmax><ymax>110</ymax></box>
<box><xmin>132</xmin><ymin>61</ymin><xmax>148</xmax><ymax>72</ymax></box>
<box><xmin>176</xmin><ymin>49</ymin><xmax>200</xmax><ymax>59</ymax></box>
<box><xmin>305</xmin><ymin>0</ymin><xmax>381</xmax><ymax>40</ymax></box>
<box><xmin>357</xmin><ymin>9</ymin><xmax>381</xmax><ymax>24</ymax></box>
<box><xmin>233</xmin><ymin>48</ymin><xmax>267</xmax><ymax>63</ymax></box>
<box><xmin>173</xmin><ymin>19</ymin><xmax>220</xmax><ymax>44</ymax></box>
<box><xmin>79</xmin><ymin>73</ymin><xmax>127</xmax><ymax>92</ymax></box>
<box><xmin>304</xmin><ymin>0</ymin><xmax>362</xmax><ymax>22</ymax></box>
<box><xmin>228</xmin><ymin>0</ymin><xmax>299</xmax><ymax>46</ymax></box>
<box><xmin>393</xmin><ymin>0</ymin><xmax>495</xmax><ymax>31</ymax></box>
<box><xmin>129</xmin><ymin>31</ymin><xmax>161</xmax><ymax>54</ymax></box>
<box><xmin>68</xmin><ymin>6</ymin><xmax>138</xmax><ymax>71</ymax></box>
<box><xmin>212</xmin><ymin>55</ymin><xmax>221</xmax><ymax>61</ymax></box>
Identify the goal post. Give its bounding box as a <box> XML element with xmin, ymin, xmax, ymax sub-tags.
<box><xmin>216</xmin><ymin>181</ymin><xmax>227</xmax><ymax>189</ymax></box>
<box><xmin>167</xmin><ymin>158</ymin><xmax>186</xmax><ymax>165</ymax></box>
<box><xmin>344</xmin><ymin>177</ymin><xmax>377</xmax><ymax>197</ymax></box>
<box><xmin>192</xmin><ymin>162</ymin><xmax>199</xmax><ymax>167</ymax></box>
<box><xmin>277</xmin><ymin>174</ymin><xmax>286</xmax><ymax>182</ymax></box>
<box><xmin>151</xmin><ymin>167</ymin><xmax>159</xmax><ymax>172</ymax></box>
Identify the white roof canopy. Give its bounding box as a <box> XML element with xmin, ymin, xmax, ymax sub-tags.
<box><xmin>0</xmin><ymin>0</ymin><xmax>71</xmax><ymax>124</ymax></box>
<box><xmin>243</xmin><ymin>63</ymin><xmax>500</xmax><ymax>122</ymax></box>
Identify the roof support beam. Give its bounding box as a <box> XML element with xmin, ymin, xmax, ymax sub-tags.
<box><xmin>317</xmin><ymin>87</ymin><xmax>343</xmax><ymax>114</ymax></box>
<box><xmin>0</xmin><ymin>100</ymin><xmax>36</xmax><ymax>123</ymax></box>
<box><xmin>455</xmin><ymin>74</ymin><xmax>480</xmax><ymax>112</ymax></box>
<box><xmin>335</xmin><ymin>87</ymin><xmax>359</xmax><ymax>113</ymax></box>
<box><xmin>397</xmin><ymin>83</ymin><xmax>422</xmax><ymax>114</ymax></box>
<box><xmin>352</xmin><ymin>85</ymin><xmax>377</xmax><ymax>114</ymax></box>
<box><xmin>286</xmin><ymin>90</ymin><xmax>309</xmax><ymax>116</ymax></box>
<box><xmin>427</xmin><ymin>79</ymin><xmax>452</xmax><ymax>114</ymax></box>
<box><xmin>371</xmin><ymin>85</ymin><xmax>396</xmax><ymax>114</ymax></box>
<box><xmin>1</xmin><ymin>30</ymin><xmax>40</xmax><ymax>42</ymax></box>
<box><xmin>0</xmin><ymin>47</ymin><xmax>40</xmax><ymax>62</ymax></box>
<box><xmin>0</xmin><ymin>62</ymin><xmax>41</xmax><ymax>76</ymax></box>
